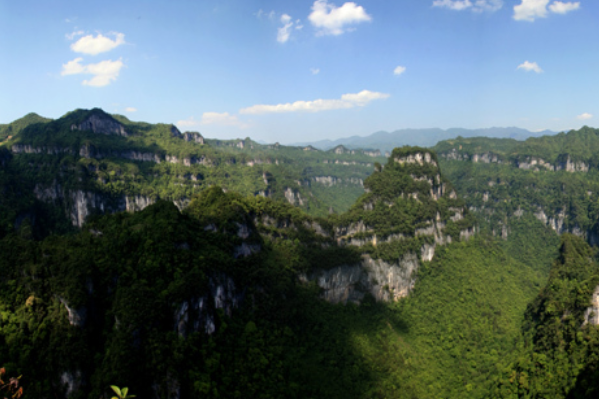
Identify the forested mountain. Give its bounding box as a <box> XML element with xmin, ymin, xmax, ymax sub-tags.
<box><xmin>0</xmin><ymin>108</ymin><xmax>387</xmax><ymax>232</ymax></box>
<box><xmin>293</xmin><ymin>127</ymin><xmax>555</xmax><ymax>153</ymax></box>
<box><xmin>2</xmin><ymin>109</ymin><xmax>599</xmax><ymax>398</ymax></box>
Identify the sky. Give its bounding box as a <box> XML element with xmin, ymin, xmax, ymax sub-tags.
<box><xmin>1</xmin><ymin>0</ymin><xmax>598</xmax><ymax>143</ymax></box>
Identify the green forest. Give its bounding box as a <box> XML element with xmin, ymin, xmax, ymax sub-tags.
<box><xmin>2</xmin><ymin>109</ymin><xmax>599</xmax><ymax>398</ymax></box>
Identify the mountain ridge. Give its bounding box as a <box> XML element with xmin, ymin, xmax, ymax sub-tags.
<box><xmin>291</xmin><ymin>127</ymin><xmax>557</xmax><ymax>153</ymax></box>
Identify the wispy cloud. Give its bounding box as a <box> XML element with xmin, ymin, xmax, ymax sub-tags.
<box><xmin>517</xmin><ymin>60</ymin><xmax>543</xmax><ymax>73</ymax></box>
<box><xmin>66</xmin><ymin>30</ymin><xmax>85</xmax><ymax>40</ymax></box>
<box><xmin>577</xmin><ymin>112</ymin><xmax>593</xmax><ymax>120</ymax></box>
<box><xmin>513</xmin><ymin>0</ymin><xmax>580</xmax><ymax>21</ymax></box>
<box><xmin>240</xmin><ymin>90</ymin><xmax>389</xmax><ymax>115</ymax></box>
<box><xmin>61</xmin><ymin>57</ymin><xmax>124</xmax><ymax>87</ymax></box>
<box><xmin>393</xmin><ymin>65</ymin><xmax>407</xmax><ymax>76</ymax></box>
<box><xmin>308</xmin><ymin>0</ymin><xmax>372</xmax><ymax>36</ymax></box>
<box><xmin>310</xmin><ymin>68</ymin><xmax>320</xmax><ymax>75</ymax></box>
<box><xmin>432</xmin><ymin>0</ymin><xmax>503</xmax><ymax>12</ymax></box>
<box><xmin>125</xmin><ymin>107</ymin><xmax>137</xmax><ymax>113</ymax></box>
<box><xmin>70</xmin><ymin>32</ymin><xmax>125</xmax><ymax>55</ymax></box>
<box><xmin>256</xmin><ymin>9</ymin><xmax>276</xmax><ymax>20</ymax></box>
<box><xmin>277</xmin><ymin>14</ymin><xmax>295</xmax><ymax>43</ymax></box>
<box><xmin>548</xmin><ymin>1</ymin><xmax>580</xmax><ymax>14</ymax></box>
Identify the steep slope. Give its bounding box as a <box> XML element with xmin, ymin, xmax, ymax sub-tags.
<box><xmin>0</xmin><ymin>175</ymin><xmax>554</xmax><ymax>399</ymax></box>
<box><xmin>493</xmin><ymin>234</ymin><xmax>599</xmax><ymax>398</ymax></box>
<box><xmin>305</xmin><ymin>147</ymin><xmax>476</xmax><ymax>303</ymax></box>
<box><xmin>433</xmin><ymin>127</ymin><xmax>599</xmax><ymax>243</ymax></box>
<box><xmin>0</xmin><ymin>112</ymin><xmax>569</xmax><ymax>399</ymax></box>
<box><xmin>2</xmin><ymin>108</ymin><xmax>386</xmax><ymax>231</ymax></box>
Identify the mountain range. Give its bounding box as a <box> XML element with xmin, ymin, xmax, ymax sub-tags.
<box><xmin>292</xmin><ymin>127</ymin><xmax>557</xmax><ymax>153</ymax></box>
<box><xmin>2</xmin><ymin>109</ymin><xmax>599</xmax><ymax>398</ymax></box>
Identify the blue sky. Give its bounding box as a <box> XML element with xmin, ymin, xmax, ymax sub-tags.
<box><xmin>1</xmin><ymin>0</ymin><xmax>597</xmax><ymax>143</ymax></box>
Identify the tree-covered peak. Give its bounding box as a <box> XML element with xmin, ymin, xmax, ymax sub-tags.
<box><xmin>0</xmin><ymin>112</ymin><xmax>52</xmax><ymax>141</ymax></box>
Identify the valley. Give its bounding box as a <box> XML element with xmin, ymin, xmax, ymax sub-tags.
<box><xmin>1</xmin><ymin>109</ymin><xmax>599</xmax><ymax>398</ymax></box>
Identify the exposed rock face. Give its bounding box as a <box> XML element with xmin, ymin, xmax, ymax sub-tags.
<box><xmin>332</xmin><ymin>145</ymin><xmax>354</xmax><ymax>155</ymax></box>
<box><xmin>71</xmin><ymin>114</ymin><xmax>127</xmax><ymax>136</ymax></box>
<box><xmin>584</xmin><ymin>285</ymin><xmax>599</xmax><ymax>325</ymax></box>
<box><xmin>473</xmin><ymin>153</ymin><xmax>499</xmax><ymax>164</ymax></box>
<box><xmin>439</xmin><ymin>148</ymin><xmax>591</xmax><ymax>173</ymax></box>
<box><xmin>126</xmin><ymin>195</ymin><xmax>155</xmax><ymax>212</ymax></box>
<box><xmin>70</xmin><ymin>190</ymin><xmax>105</xmax><ymax>228</ymax></box>
<box><xmin>363</xmin><ymin>149</ymin><xmax>381</xmax><ymax>157</ymax></box>
<box><xmin>555</xmin><ymin>156</ymin><xmax>589</xmax><ymax>172</ymax></box>
<box><xmin>284</xmin><ymin>187</ymin><xmax>304</xmax><ymax>206</ymax></box>
<box><xmin>58</xmin><ymin>296</ymin><xmax>86</xmax><ymax>327</ymax></box>
<box><xmin>175</xmin><ymin>274</ymin><xmax>243</xmax><ymax>337</ymax></box>
<box><xmin>395</xmin><ymin>151</ymin><xmax>437</xmax><ymax>167</ymax></box>
<box><xmin>183</xmin><ymin>131</ymin><xmax>204</xmax><ymax>144</ymax></box>
<box><xmin>122</xmin><ymin>150</ymin><xmax>162</xmax><ymax>163</ymax></box>
<box><xmin>517</xmin><ymin>157</ymin><xmax>553</xmax><ymax>171</ymax></box>
<box><xmin>309</xmin><ymin>149</ymin><xmax>475</xmax><ymax>304</ymax></box>
<box><xmin>234</xmin><ymin>242</ymin><xmax>261</xmax><ymax>258</ymax></box>
<box><xmin>34</xmin><ymin>183</ymin><xmax>156</xmax><ymax>227</ymax></box>
<box><xmin>11</xmin><ymin>144</ymin><xmax>71</xmax><ymax>155</ymax></box>
<box><xmin>311</xmin><ymin>176</ymin><xmax>364</xmax><ymax>187</ymax></box>
<box><xmin>534</xmin><ymin>208</ymin><xmax>567</xmax><ymax>234</ymax></box>
<box><xmin>321</xmin><ymin>159</ymin><xmax>372</xmax><ymax>167</ymax></box>
<box><xmin>60</xmin><ymin>371</ymin><xmax>82</xmax><ymax>398</ymax></box>
<box><xmin>304</xmin><ymin>253</ymin><xmax>420</xmax><ymax>304</ymax></box>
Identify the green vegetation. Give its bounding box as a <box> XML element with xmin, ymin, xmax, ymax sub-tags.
<box><xmin>492</xmin><ymin>234</ymin><xmax>599</xmax><ymax>398</ymax></box>
<box><xmin>0</xmin><ymin>113</ymin><xmax>51</xmax><ymax>142</ymax></box>
<box><xmin>3</xmin><ymin>108</ymin><xmax>385</xmax><ymax>218</ymax></box>
<box><xmin>4</xmin><ymin>109</ymin><xmax>599</xmax><ymax>398</ymax></box>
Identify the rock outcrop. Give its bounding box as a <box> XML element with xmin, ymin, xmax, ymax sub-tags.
<box><xmin>175</xmin><ymin>274</ymin><xmax>243</xmax><ymax>336</ymax></box>
<box><xmin>304</xmin><ymin>148</ymin><xmax>475</xmax><ymax>304</ymax></box>
<box><xmin>71</xmin><ymin>114</ymin><xmax>127</xmax><ymax>136</ymax></box>
<box><xmin>584</xmin><ymin>285</ymin><xmax>599</xmax><ymax>326</ymax></box>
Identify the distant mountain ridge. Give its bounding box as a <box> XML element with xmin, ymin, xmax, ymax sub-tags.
<box><xmin>292</xmin><ymin>127</ymin><xmax>557</xmax><ymax>153</ymax></box>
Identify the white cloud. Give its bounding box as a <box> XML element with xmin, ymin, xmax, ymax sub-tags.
<box><xmin>517</xmin><ymin>60</ymin><xmax>543</xmax><ymax>73</ymax></box>
<box><xmin>277</xmin><ymin>14</ymin><xmax>294</xmax><ymax>43</ymax></box>
<box><xmin>61</xmin><ymin>57</ymin><xmax>86</xmax><ymax>76</ymax></box>
<box><xmin>311</xmin><ymin>68</ymin><xmax>320</xmax><ymax>75</ymax></box>
<box><xmin>473</xmin><ymin>0</ymin><xmax>503</xmax><ymax>12</ymax></box>
<box><xmin>61</xmin><ymin>57</ymin><xmax>124</xmax><ymax>87</ymax></box>
<box><xmin>125</xmin><ymin>107</ymin><xmax>137</xmax><ymax>113</ymax></box>
<box><xmin>295</xmin><ymin>19</ymin><xmax>304</xmax><ymax>29</ymax></box>
<box><xmin>513</xmin><ymin>0</ymin><xmax>549</xmax><ymax>21</ymax></box>
<box><xmin>549</xmin><ymin>1</ymin><xmax>580</xmax><ymax>14</ymax></box>
<box><xmin>71</xmin><ymin>32</ymin><xmax>125</xmax><ymax>55</ymax></box>
<box><xmin>432</xmin><ymin>0</ymin><xmax>503</xmax><ymax>12</ymax></box>
<box><xmin>393</xmin><ymin>65</ymin><xmax>407</xmax><ymax>75</ymax></box>
<box><xmin>433</xmin><ymin>0</ymin><xmax>473</xmax><ymax>10</ymax></box>
<box><xmin>66</xmin><ymin>30</ymin><xmax>85</xmax><ymax>40</ymax></box>
<box><xmin>308</xmin><ymin>0</ymin><xmax>371</xmax><ymax>36</ymax></box>
<box><xmin>239</xmin><ymin>90</ymin><xmax>389</xmax><ymax>115</ymax></box>
<box><xmin>82</xmin><ymin>59</ymin><xmax>124</xmax><ymax>87</ymax></box>
<box><xmin>513</xmin><ymin>0</ymin><xmax>579</xmax><ymax>21</ymax></box>
<box><xmin>577</xmin><ymin>113</ymin><xmax>593</xmax><ymax>120</ymax></box>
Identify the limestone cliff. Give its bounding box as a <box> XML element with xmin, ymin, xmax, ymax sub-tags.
<box><xmin>70</xmin><ymin>113</ymin><xmax>127</xmax><ymax>136</ymax></box>
<box><xmin>306</xmin><ymin>147</ymin><xmax>476</xmax><ymax>304</ymax></box>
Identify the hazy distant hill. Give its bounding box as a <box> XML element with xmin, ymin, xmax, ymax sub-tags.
<box><xmin>292</xmin><ymin>127</ymin><xmax>557</xmax><ymax>153</ymax></box>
